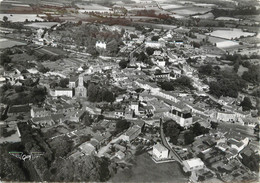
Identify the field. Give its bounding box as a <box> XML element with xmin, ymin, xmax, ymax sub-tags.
<box><xmin>110</xmin><ymin>153</ymin><xmax>188</xmax><ymax>182</ymax></box>
<box><xmin>193</xmin><ymin>3</ymin><xmax>217</xmax><ymax>7</ymax></box>
<box><xmin>216</xmin><ymin>41</ymin><xmax>239</xmax><ymax>48</ymax></box>
<box><xmin>76</xmin><ymin>3</ymin><xmax>110</xmax><ymax>11</ymax></box>
<box><xmin>0</xmin><ymin>14</ymin><xmax>44</xmax><ymax>22</ymax></box>
<box><xmin>216</xmin><ymin>17</ymin><xmax>240</xmax><ymax>21</ymax></box>
<box><xmin>237</xmin><ymin>65</ymin><xmax>248</xmax><ymax>77</ymax></box>
<box><xmin>206</xmin><ymin>29</ymin><xmax>256</xmax><ymax>40</ymax></box>
<box><xmin>24</xmin><ymin>22</ymin><xmax>58</xmax><ymax>29</ymax></box>
<box><xmin>0</xmin><ymin>38</ymin><xmax>26</xmax><ymax>49</ymax></box>
<box><xmin>160</xmin><ymin>4</ymin><xmax>184</xmax><ymax>10</ymax></box>
<box><xmin>170</xmin><ymin>7</ymin><xmax>211</xmax><ymax>16</ymax></box>
<box><xmin>193</xmin><ymin>12</ymin><xmax>214</xmax><ymax>19</ymax></box>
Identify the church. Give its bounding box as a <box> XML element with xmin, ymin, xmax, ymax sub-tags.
<box><xmin>69</xmin><ymin>74</ymin><xmax>87</xmax><ymax>98</ymax></box>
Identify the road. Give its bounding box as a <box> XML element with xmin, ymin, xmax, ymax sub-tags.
<box><xmin>159</xmin><ymin>121</ymin><xmax>183</xmax><ymax>163</ymax></box>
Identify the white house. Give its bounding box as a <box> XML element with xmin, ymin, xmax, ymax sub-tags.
<box><xmin>183</xmin><ymin>158</ymin><xmax>205</xmax><ymax>172</ymax></box>
<box><xmin>164</xmin><ymin>101</ymin><xmax>193</xmax><ymax>128</ymax></box>
<box><xmin>152</xmin><ymin>143</ymin><xmax>169</xmax><ymax>159</ymax></box>
<box><xmin>216</xmin><ymin>111</ymin><xmax>236</xmax><ymax>122</ymax></box>
<box><xmin>78</xmin><ymin>142</ymin><xmax>96</xmax><ymax>156</ymax></box>
<box><xmin>53</xmin><ymin>88</ymin><xmax>73</xmax><ymax>98</ymax></box>
<box><xmin>95</xmin><ymin>41</ymin><xmax>106</xmax><ymax>50</ymax></box>
<box><xmin>130</xmin><ymin>101</ymin><xmax>139</xmax><ymax>114</ymax></box>
<box><xmin>145</xmin><ymin>41</ymin><xmax>162</xmax><ymax>48</ymax></box>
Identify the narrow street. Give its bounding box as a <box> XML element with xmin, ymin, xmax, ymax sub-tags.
<box><xmin>159</xmin><ymin>121</ymin><xmax>183</xmax><ymax>163</ymax></box>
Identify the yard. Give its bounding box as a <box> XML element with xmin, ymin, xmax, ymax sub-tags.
<box><xmin>110</xmin><ymin>153</ymin><xmax>188</xmax><ymax>182</ymax></box>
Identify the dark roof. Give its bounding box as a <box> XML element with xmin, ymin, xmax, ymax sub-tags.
<box><xmin>69</xmin><ymin>76</ymin><xmax>78</xmax><ymax>82</ymax></box>
<box><xmin>154</xmin><ymin>72</ymin><xmax>170</xmax><ymax>76</ymax></box>
<box><xmin>8</xmin><ymin>105</ymin><xmax>31</xmax><ymax>114</ymax></box>
<box><xmin>51</xmin><ymin>113</ymin><xmax>65</xmax><ymax>121</ymax></box>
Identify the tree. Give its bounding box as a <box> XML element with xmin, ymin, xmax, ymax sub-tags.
<box><xmin>184</xmin><ymin>131</ymin><xmax>195</xmax><ymax>145</ymax></box>
<box><xmin>38</xmin><ymin>64</ymin><xmax>50</xmax><ymax>73</ymax></box>
<box><xmin>240</xmin><ymin>97</ymin><xmax>253</xmax><ymax>111</ymax></box>
<box><xmin>102</xmin><ymin>90</ymin><xmax>115</xmax><ymax>103</ymax></box>
<box><xmin>174</xmin><ymin>76</ymin><xmax>193</xmax><ymax>89</ymax></box>
<box><xmin>3</xmin><ymin>16</ymin><xmax>8</xmax><ymax>23</ymax></box>
<box><xmin>83</xmin><ymin>114</ymin><xmax>93</xmax><ymax>126</ymax></box>
<box><xmin>146</xmin><ymin>47</ymin><xmax>154</xmax><ymax>56</ymax></box>
<box><xmin>115</xmin><ymin>119</ymin><xmax>130</xmax><ymax>134</ymax></box>
<box><xmin>87</xmin><ymin>83</ymin><xmax>98</xmax><ymax>102</ymax></box>
<box><xmin>191</xmin><ymin>123</ymin><xmax>209</xmax><ymax>136</ymax></box>
<box><xmin>159</xmin><ymin>81</ymin><xmax>174</xmax><ymax>91</ymax></box>
<box><xmin>0</xmin><ymin>52</ymin><xmax>11</xmax><ymax>66</ymax></box>
<box><xmin>119</xmin><ymin>60</ymin><xmax>128</xmax><ymax>69</ymax></box>
<box><xmin>199</xmin><ymin>64</ymin><xmax>213</xmax><ymax>75</ymax></box>
<box><xmin>163</xmin><ymin>120</ymin><xmax>181</xmax><ymax>145</ymax></box>
<box><xmin>218</xmin><ymin>21</ymin><xmax>225</xmax><ymax>27</ymax></box>
<box><xmin>137</xmin><ymin>51</ymin><xmax>148</xmax><ymax>63</ymax></box>
<box><xmin>59</xmin><ymin>78</ymin><xmax>69</xmax><ymax>88</ymax></box>
<box><xmin>210</xmin><ymin>121</ymin><xmax>218</xmax><ymax>129</ymax></box>
<box><xmin>151</xmin><ymin>36</ymin><xmax>159</xmax><ymax>41</ymax></box>
<box><xmin>242</xmin><ymin>66</ymin><xmax>260</xmax><ymax>84</ymax></box>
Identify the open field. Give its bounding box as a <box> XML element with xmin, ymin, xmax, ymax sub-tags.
<box><xmin>0</xmin><ymin>38</ymin><xmax>26</xmax><ymax>49</ymax></box>
<box><xmin>160</xmin><ymin>4</ymin><xmax>184</xmax><ymax>10</ymax></box>
<box><xmin>170</xmin><ymin>7</ymin><xmax>211</xmax><ymax>16</ymax></box>
<box><xmin>0</xmin><ymin>14</ymin><xmax>44</xmax><ymax>22</ymax></box>
<box><xmin>206</xmin><ymin>29</ymin><xmax>256</xmax><ymax>40</ymax></box>
<box><xmin>24</xmin><ymin>22</ymin><xmax>58</xmax><ymax>29</ymax></box>
<box><xmin>216</xmin><ymin>17</ymin><xmax>240</xmax><ymax>21</ymax></box>
<box><xmin>110</xmin><ymin>153</ymin><xmax>188</xmax><ymax>182</ymax></box>
<box><xmin>193</xmin><ymin>12</ymin><xmax>214</xmax><ymax>19</ymax></box>
<box><xmin>76</xmin><ymin>3</ymin><xmax>110</xmax><ymax>11</ymax></box>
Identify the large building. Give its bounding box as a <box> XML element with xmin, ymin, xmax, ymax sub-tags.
<box><xmin>165</xmin><ymin>101</ymin><xmax>193</xmax><ymax>128</ymax></box>
<box><xmin>31</xmin><ymin>107</ymin><xmax>51</xmax><ymax>118</ymax></box>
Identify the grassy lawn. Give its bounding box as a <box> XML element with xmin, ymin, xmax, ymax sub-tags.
<box><xmin>110</xmin><ymin>153</ymin><xmax>188</xmax><ymax>182</ymax></box>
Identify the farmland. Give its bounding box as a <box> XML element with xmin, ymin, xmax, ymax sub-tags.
<box><xmin>0</xmin><ymin>14</ymin><xmax>44</xmax><ymax>22</ymax></box>
<box><xmin>192</xmin><ymin>12</ymin><xmax>214</xmax><ymax>19</ymax></box>
<box><xmin>170</xmin><ymin>7</ymin><xmax>211</xmax><ymax>16</ymax></box>
<box><xmin>160</xmin><ymin>4</ymin><xmax>184</xmax><ymax>10</ymax></box>
<box><xmin>0</xmin><ymin>38</ymin><xmax>26</xmax><ymax>49</ymax></box>
<box><xmin>24</xmin><ymin>22</ymin><xmax>58</xmax><ymax>29</ymax></box>
<box><xmin>76</xmin><ymin>3</ymin><xmax>110</xmax><ymax>11</ymax></box>
<box><xmin>206</xmin><ymin>29</ymin><xmax>256</xmax><ymax>40</ymax></box>
<box><xmin>216</xmin><ymin>17</ymin><xmax>240</xmax><ymax>21</ymax></box>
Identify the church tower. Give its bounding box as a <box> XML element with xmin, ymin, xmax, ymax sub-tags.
<box><xmin>75</xmin><ymin>74</ymin><xmax>87</xmax><ymax>97</ymax></box>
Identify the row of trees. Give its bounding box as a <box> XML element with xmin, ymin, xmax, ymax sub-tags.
<box><xmin>158</xmin><ymin>76</ymin><xmax>193</xmax><ymax>91</ymax></box>
<box><xmin>163</xmin><ymin>120</ymin><xmax>210</xmax><ymax>145</ymax></box>
<box><xmin>209</xmin><ymin>72</ymin><xmax>246</xmax><ymax>98</ymax></box>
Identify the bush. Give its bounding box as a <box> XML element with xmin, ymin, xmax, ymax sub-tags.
<box><xmin>119</xmin><ymin>60</ymin><xmax>128</xmax><ymax>69</ymax></box>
